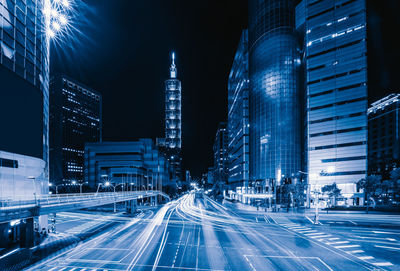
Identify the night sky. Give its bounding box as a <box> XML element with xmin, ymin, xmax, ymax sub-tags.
<box><xmin>51</xmin><ymin>0</ymin><xmax>399</xmax><ymax>178</ymax></box>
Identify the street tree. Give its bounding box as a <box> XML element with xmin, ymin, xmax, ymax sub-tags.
<box><xmin>321</xmin><ymin>183</ymin><xmax>341</xmax><ymax>207</ymax></box>
<box><xmin>357</xmin><ymin>175</ymin><xmax>381</xmax><ymax>213</ymax></box>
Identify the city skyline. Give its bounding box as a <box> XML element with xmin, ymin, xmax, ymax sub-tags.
<box><xmin>1</xmin><ymin>1</ymin><xmax>400</xmax><ymax>270</ymax></box>
<box><xmin>45</xmin><ymin>0</ymin><xmax>400</xmax><ymax>178</ymax></box>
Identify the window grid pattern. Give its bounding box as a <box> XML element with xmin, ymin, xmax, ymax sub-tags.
<box><xmin>249</xmin><ymin>0</ymin><xmax>302</xmax><ymax>184</ymax></box>
<box><xmin>0</xmin><ymin>0</ymin><xmax>50</xmax><ymax>175</ymax></box>
<box><xmin>305</xmin><ymin>0</ymin><xmax>367</xmax><ymax>194</ymax></box>
<box><xmin>228</xmin><ymin>30</ymin><xmax>250</xmax><ymax>188</ymax></box>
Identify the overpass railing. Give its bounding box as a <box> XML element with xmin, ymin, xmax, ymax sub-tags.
<box><xmin>0</xmin><ymin>190</ymin><xmax>169</xmax><ymax>210</ymax></box>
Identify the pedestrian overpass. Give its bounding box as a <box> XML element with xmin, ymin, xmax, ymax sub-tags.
<box><xmin>0</xmin><ymin>190</ymin><xmax>170</xmax><ymax>223</ymax></box>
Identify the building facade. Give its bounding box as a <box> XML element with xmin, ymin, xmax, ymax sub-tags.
<box><xmin>368</xmin><ymin>94</ymin><xmax>400</xmax><ymax>175</ymax></box>
<box><xmin>0</xmin><ymin>0</ymin><xmax>50</xmax><ymax>200</ymax></box>
<box><xmin>248</xmin><ymin>0</ymin><xmax>302</xmax><ymax>188</ymax></box>
<box><xmin>50</xmin><ymin>75</ymin><xmax>102</xmax><ymax>185</ymax></box>
<box><xmin>84</xmin><ymin>139</ymin><xmax>170</xmax><ymax>191</ymax></box>
<box><xmin>299</xmin><ymin>0</ymin><xmax>368</xmax><ymax>200</ymax></box>
<box><xmin>227</xmin><ymin>30</ymin><xmax>250</xmax><ymax>190</ymax></box>
<box><xmin>163</xmin><ymin>52</ymin><xmax>182</xmax><ymax>179</ymax></box>
<box><xmin>213</xmin><ymin>122</ymin><xmax>229</xmax><ymax>185</ymax></box>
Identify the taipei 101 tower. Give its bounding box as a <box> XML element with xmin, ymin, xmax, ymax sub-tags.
<box><xmin>163</xmin><ymin>52</ymin><xmax>182</xmax><ymax>179</ymax></box>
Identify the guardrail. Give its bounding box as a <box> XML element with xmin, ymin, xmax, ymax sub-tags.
<box><xmin>0</xmin><ymin>190</ymin><xmax>169</xmax><ymax>210</ymax></box>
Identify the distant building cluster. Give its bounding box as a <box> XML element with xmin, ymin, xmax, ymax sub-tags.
<box><xmin>0</xmin><ymin>0</ymin><xmax>183</xmax><ymax>209</ymax></box>
<box><xmin>210</xmin><ymin>0</ymin><xmax>398</xmax><ymax>207</ymax></box>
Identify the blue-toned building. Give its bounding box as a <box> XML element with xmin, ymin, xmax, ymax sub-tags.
<box><xmin>1</xmin><ymin>0</ymin><xmax>51</xmax><ymax>244</ymax></box>
<box><xmin>85</xmin><ymin>139</ymin><xmax>171</xmax><ymax>191</ymax></box>
<box><xmin>298</xmin><ymin>0</ymin><xmax>368</xmax><ymax>203</ymax></box>
<box><xmin>213</xmin><ymin>122</ymin><xmax>229</xmax><ymax>185</ymax></box>
<box><xmin>248</xmin><ymin>0</ymin><xmax>302</xmax><ymax>187</ymax></box>
<box><xmin>161</xmin><ymin>52</ymin><xmax>182</xmax><ymax>180</ymax></box>
<box><xmin>0</xmin><ymin>0</ymin><xmax>50</xmax><ymax>198</ymax></box>
<box><xmin>368</xmin><ymin>94</ymin><xmax>400</xmax><ymax>176</ymax></box>
<box><xmin>227</xmin><ymin>30</ymin><xmax>250</xmax><ymax>190</ymax></box>
<box><xmin>50</xmin><ymin>75</ymin><xmax>102</xmax><ymax>186</ymax></box>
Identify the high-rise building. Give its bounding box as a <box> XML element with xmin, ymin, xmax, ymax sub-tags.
<box><xmin>227</xmin><ymin>30</ymin><xmax>250</xmax><ymax>190</ymax></box>
<box><xmin>50</xmin><ymin>75</ymin><xmax>102</xmax><ymax>185</ymax></box>
<box><xmin>368</xmin><ymin>94</ymin><xmax>400</xmax><ymax>175</ymax></box>
<box><xmin>0</xmin><ymin>0</ymin><xmax>50</xmax><ymax>200</ymax></box>
<box><xmin>248</xmin><ymin>0</ymin><xmax>302</xmax><ymax>187</ymax></box>
<box><xmin>163</xmin><ymin>52</ymin><xmax>182</xmax><ymax>179</ymax></box>
<box><xmin>299</xmin><ymin>0</ymin><xmax>368</xmax><ymax>201</ymax></box>
<box><xmin>213</xmin><ymin>122</ymin><xmax>228</xmax><ymax>185</ymax></box>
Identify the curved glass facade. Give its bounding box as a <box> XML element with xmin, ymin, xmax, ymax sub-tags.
<box><xmin>249</xmin><ymin>0</ymin><xmax>301</xmax><ymax>184</ymax></box>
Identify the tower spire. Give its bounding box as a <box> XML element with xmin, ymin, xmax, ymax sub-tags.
<box><xmin>170</xmin><ymin>51</ymin><xmax>177</xmax><ymax>78</ymax></box>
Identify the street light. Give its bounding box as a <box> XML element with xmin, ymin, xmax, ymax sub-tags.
<box><xmin>71</xmin><ymin>181</ymin><xmax>84</xmax><ymax>194</ymax></box>
<box><xmin>49</xmin><ymin>183</ymin><xmax>64</xmax><ymax>194</ymax></box>
<box><xmin>104</xmin><ymin>181</ymin><xmax>124</xmax><ymax>212</ymax></box>
<box><xmin>27</xmin><ymin>176</ymin><xmax>37</xmax><ymax>205</ymax></box>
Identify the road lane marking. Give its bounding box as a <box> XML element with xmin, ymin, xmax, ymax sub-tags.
<box><xmin>373</xmin><ymin>262</ymin><xmax>393</xmax><ymax>267</ymax></box>
<box><xmin>334</xmin><ymin>245</ymin><xmax>360</xmax><ymax>249</ymax></box>
<box><xmin>310</xmin><ymin>235</ymin><xmax>331</xmax><ymax>239</ymax></box>
<box><xmin>300</xmin><ymin>230</ymin><xmax>318</xmax><ymax>234</ymax></box>
<box><xmin>267</xmin><ymin>215</ymin><xmax>277</xmax><ymax>224</ymax></box>
<box><xmin>305</xmin><ymin>232</ymin><xmax>324</xmax><ymax>236</ymax></box>
<box><xmin>327</xmin><ymin>238</ymin><xmax>340</xmax><ymax>241</ymax></box>
<box><xmin>349</xmin><ymin>250</ymin><xmax>364</xmax><ymax>254</ymax></box>
<box><xmin>256</xmin><ymin>217</ymin><xmax>258</xmax><ymax>223</ymax></box>
<box><xmin>348</xmin><ymin>220</ymin><xmax>357</xmax><ymax>225</ymax></box>
<box><xmin>386</xmin><ymin>238</ymin><xmax>396</xmax><ymax>241</ymax></box>
<box><xmin>358</xmin><ymin>256</ymin><xmax>374</xmax><ymax>260</ymax></box>
<box><xmin>195</xmin><ymin>223</ymin><xmax>201</xmax><ymax>271</ymax></box>
<box><xmin>288</xmin><ymin>226</ymin><xmax>307</xmax><ymax>229</ymax></box>
<box><xmin>244</xmin><ymin>255</ymin><xmax>334</xmax><ymax>271</ymax></box>
<box><xmin>305</xmin><ymin>216</ymin><xmax>315</xmax><ymax>224</ymax></box>
<box><xmin>326</xmin><ymin>241</ymin><xmax>349</xmax><ymax>245</ymax></box>
<box><xmin>374</xmin><ymin>245</ymin><xmax>400</xmax><ymax>251</ymax></box>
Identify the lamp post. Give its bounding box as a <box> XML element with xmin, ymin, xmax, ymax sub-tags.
<box><xmin>104</xmin><ymin>181</ymin><xmax>124</xmax><ymax>212</ymax></box>
<box><xmin>71</xmin><ymin>180</ymin><xmax>84</xmax><ymax>195</ymax></box>
<box><xmin>28</xmin><ymin>176</ymin><xmax>37</xmax><ymax>205</ymax></box>
<box><xmin>49</xmin><ymin>183</ymin><xmax>64</xmax><ymax>194</ymax></box>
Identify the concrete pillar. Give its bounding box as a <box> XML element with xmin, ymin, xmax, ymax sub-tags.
<box><xmin>0</xmin><ymin>222</ymin><xmax>10</xmax><ymax>247</ymax></box>
<box><xmin>131</xmin><ymin>199</ymin><xmax>137</xmax><ymax>214</ymax></box>
<box><xmin>38</xmin><ymin>215</ymin><xmax>48</xmax><ymax>234</ymax></box>
<box><xmin>20</xmin><ymin>217</ymin><xmax>34</xmax><ymax>248</ymax></box>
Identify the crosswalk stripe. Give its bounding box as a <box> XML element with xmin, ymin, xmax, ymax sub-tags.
<box><xmin>349</xmin><ymin>250</ymin><xmax>364</xmax><ymax>254</ymax></box>
<box><xmin>358</xmin><ymin>256</ymin><xmax>374</xmax><ymax>260</ymax></box>
<box><xmin>334</xmin><ymin>245</ymin><xmax>360</xmax><ymax>249</ymax></box>
<box><xmin>373</xmin><ymin>262</ymin><xmax>393</xmax><ymax>266</ymax></box>
<box><xmin>326</xmin><ymin>241</ymin><xmax>349</xmax><ymax>245</ymax></box>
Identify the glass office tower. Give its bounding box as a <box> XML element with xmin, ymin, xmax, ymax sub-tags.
<box><xmin>164</xmin><ymin>52</ymin><xmax>182</xmax><ymax>179</ymax></box>
<box><xmin>50</xmin><ymin>75</ymin><xmax>102</xmax><ymax>185</ymax></box>
<box><xmin>1</xmin><ymin>0</ymin><xmax>50</xmax><ymax>164</ymax></box>
<box><xmin>227</xmin><ymin>30</ymin><xmax>249</xmax><ymax>190</ymax></box>
<box><xmin>303</xmin><ymin>0</ymin><xmax>368</xmax><ymax>201</ymax></box>
<box><xmin>248</xmin><ymin>0</ymin><xmax>302</xmax><ymax>186</ymax></box>
<box><xmin>368</xmin><ymin>94</ymin><xmax>400</xmax><ymax>175</ymax></box>
<box><xmin>214</xmin><ymin>122</ymin><xmax>229</xmax><ymax>185</ymax></box>
<box><xmin>1</xmin><ymin>0</ymin><xmax>50</xmax><ymax>201</ymax></box>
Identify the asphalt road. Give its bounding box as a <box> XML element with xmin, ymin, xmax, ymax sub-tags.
<box><xmin>25</xmin><ymin>193</ymin><xmax>400</xmax><ymax>271</ymax></box>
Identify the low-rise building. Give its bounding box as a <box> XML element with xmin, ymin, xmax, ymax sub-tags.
<box><xmin>84</xmin><ymin>139</ymin><xmax>170</xmax><ymax>191</ymax></box>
